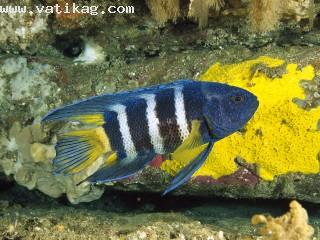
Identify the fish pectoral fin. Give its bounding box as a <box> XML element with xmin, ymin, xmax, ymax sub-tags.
<box><xmin>172</xmin><ymin>120</ymin><xmax>203</xmax><ymax>157</ymax></box>
<box><xmin>170</xmin><ymin>119</ymin><xmax>207</xmax><ymax>164</ymax></box>
<box><xmin>163</xmin><ymin>142</ymin><xmax>214</xmax><ymax>196</ymax></box>
<box><xmin>164</xmin><ymin>119</ymin><xmax>210</xmax><ymax>195</ymax></box>
<box><xmin>85</xmin><ymin>151</ymin><xmax>156</xmax><ymax>184</ymax></box>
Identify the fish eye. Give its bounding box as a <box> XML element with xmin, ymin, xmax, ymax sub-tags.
<box><xmin>230</xmin><ymin>94</ymin><xmax>246</xmax><ymax>104</ymax></box>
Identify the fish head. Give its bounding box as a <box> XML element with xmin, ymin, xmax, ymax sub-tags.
<box><xmin>201</xmin><ymin>82</ymin><xmax>259</xmax><ymax>139</ymax></box>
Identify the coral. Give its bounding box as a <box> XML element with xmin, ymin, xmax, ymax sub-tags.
<box><xmin>0</xmin><ymin>56</ymin><xmax>105</xmax><ymax>203</ymax></box>
<box><xmin>146</xmin><ymin>0</ymin><xmax>225</xmax><ymax>28</ymax></box>
<box><xmin>249</xmin><ymin>0</ymin><xmax>284</xmax><ymax>32</ymax></box>
<box><xmin>249</xmin><ymin>0</ymin><xmax>313</xmax><ymax>32</ymax></box>
<box><xmin>145</xmin><ymin>0</ymin><xmax>180</xmax><ymax>25</ymax></box>
<box><xmin>30</xmin><ymin>143</ymin><xmax>55</xmax><ymax>163</ymax></box>
<box><xmin>284</xmin><ymin>0</ymin><xmax>313</xmax><ymax>22</ymax></box>
<box><xmin>0</xmin><ymin>57</ymin><xmax>56</xmax><ymax>116</ymax></box>
<box><xmin>54</xmin><ymin>0</ymin><xmax>86</xmax><ymax>29</ymax></box>
<box><xmin>251</xmin><ymin>200</ymin><xmax>314</xmax><ymax>240</ymax></box>
<box><xmin>146</xmin><ymin>0</ymin><xmax>314</xmax><ymax>31</ymax></box>
<box><xmin>0</xmin><ymin>121</ymin><xmax>104</xmax><ymax>203</ymax></box>
<box><xmin>73</xmin><ymin>39</ymin><xmax>105</xmax><ymax>65</ymax></box>
<box><xmin>0</xmin><ymin>1</ymin><xmax>50</xmax><ymax>52</ymax></box>
<box><xmin>161</xmin><ymin>56</ymin><xmax>320</xmax><ymax>181</ymax></box>
<box><xmin>188</xmin><ymin>0</ymin><xmax>225</xmax><ymax>28</ymax></box>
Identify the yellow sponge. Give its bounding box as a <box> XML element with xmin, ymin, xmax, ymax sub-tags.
<box><xmin>161</xmin><ymin>56</ymin><xmax>320</xmax><ymax>180</ymax></box>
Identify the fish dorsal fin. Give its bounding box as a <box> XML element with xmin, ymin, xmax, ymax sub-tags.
<box><xmin>42</xmin><ymin>80</ymin><xmax>196</xmax><ymax>123</ymax></box>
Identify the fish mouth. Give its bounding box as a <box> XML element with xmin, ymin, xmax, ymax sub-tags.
<box><xmin>243</xmin><ymin>97</ymin><xmax>259</xmax><ymax>119</ymax></box>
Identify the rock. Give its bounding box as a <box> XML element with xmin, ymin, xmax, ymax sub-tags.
<box><xmin>0</xmin><ymin>1</ymin><xmax>320</xmax><ymax>204</ymax></box>
<box><xmin>3</xmin><ymin>53</ymin><xmax>320</xmax><ymax>204</ymax></box>
<box><xmin>0</xmin><ymin>1</ymin><xmax>51</xmax><ymax>53</ymax></box>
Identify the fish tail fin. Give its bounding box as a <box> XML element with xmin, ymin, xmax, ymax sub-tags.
<box><xmin>53</xmin><ymin>127</ymin><xmax>112</xmax><ymax>175</ymax></box>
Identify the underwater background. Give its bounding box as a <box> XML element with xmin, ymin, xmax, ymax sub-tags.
<box><xmin>1</xmin><ymin>0</ymin><xmax>320</xmax><ymax>239</ymax></box>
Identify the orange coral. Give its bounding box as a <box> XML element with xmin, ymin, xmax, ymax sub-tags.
<box><xmin>251</xmin><ymin>200</ymin><xmax>314</xmax><ymax>240</ymax></box>
<box><xmin>188</xmin><ymin>0</ymin><xmax>225</xmax><ymax>28</ymax></box>
<box><xmin>145</xmin><ymin>0</ymin><xmax>180</xmax><ymax>24</ymax></box>
<box><xmin>249</xmin><ymin>0</ymin><xmax>314</xmax><ymax>32</ymax></box>
<box><xmin>54</xmin><ymin>0</ymin><xmax>85</xmax><ymax>28</ymax></box>
<box><xmin>249</xmin><ymin>0</ymin><xmax>284</xmax><ymax>32</ymax></box>
<box><xmin>146</xmin><ymin>0</ymin><xmax>225</xmax><ymax>28</ymax></box>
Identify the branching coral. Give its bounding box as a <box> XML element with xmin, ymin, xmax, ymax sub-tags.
<box><xmin>252</xmin><ymin>200</ymin><xmax>314</xmax><ymax>240</ymax></box>
<box><xmin>146</xmin><ymin>0</ymin><xmax>225</xmax><ymax>27</ymax></box>
<box><xmin>249</xmin><ymin>0</ymin><xmax>284</xmax><ymax>32</ymax></box>
<box><xmin>146</xmin><ymin>0</ymin><xmax>315</xmax><ymax>31</ymax></box>
<box><xmin>285</xmin><ymin>0</ymin><xmax>314</xmax><ymax>22</ymax></box>
<box><xmin>249</xmin><ymin>0</ymin><xmax>314</xmax><ymax>32</ymax></box>
<box><xmin>54</xmin><ymin>0</ymin><xmax>86</xmax><ymax>29</ymax></box>
<box><xmin>145</xmin><ymin>0</ymin><xmax>180</xmax><ymax>24</ymax></box>
<box><xmin>188</xmin><ymin>0</ymin><xmax>225</xmax><ymax>28</ymax></box>
<box><xmin>161</xmin><ymin>56</ymin><xmax>320</xmax><ymax>181</ymax></box>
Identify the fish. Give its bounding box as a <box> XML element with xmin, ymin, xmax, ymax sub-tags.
<box><xmin>42</xmin><ymin>79</ymin><xmax>259</xmax><ymax>195</ymax></box>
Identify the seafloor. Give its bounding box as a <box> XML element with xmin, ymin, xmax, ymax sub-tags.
<box><xmin>2</xmin><ymin>0</ymin><xmax>320</xmax><ymax>239</ymax></box>
<box><xmin>2</xmin><ymin>184</ymin><xmax>320</xmax><ymax>240</ymax></box>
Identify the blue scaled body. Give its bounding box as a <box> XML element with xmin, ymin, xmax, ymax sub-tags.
<box><xmin>42</xmin><ymin>80</ymin><xmax>259</xmax><ymax>194</ymax></box>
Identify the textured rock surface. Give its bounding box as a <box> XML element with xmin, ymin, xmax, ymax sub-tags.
<box><xmin>2</xmin><ymin>52</ymin><xmax>320</xmax><ymax>204</ymax></box>
<box><xmin>1</xmin><ymin>0</ymin><xmax>320</xmax><ymax>206</ymax></box>
<box><xmin>0</xmin><ymin>1</ymin><xmax>51</xmax><ymax>53</ymax></box>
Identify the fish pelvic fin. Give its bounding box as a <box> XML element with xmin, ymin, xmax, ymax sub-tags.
<box><xmin>163</xmin><ymin>142</ymin><xmax>213</xmax><ymax>196</ymax></box>
<box><xmin>53</xmin><ymin>127</ymin><xmax>112</xmax><ymax>175</ymax></box>
<box><xmin>163</xmin><ymin>120</ymin><xmax>214</xmax><ymax>195</ymax></box>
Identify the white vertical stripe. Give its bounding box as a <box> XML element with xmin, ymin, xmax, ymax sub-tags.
<box><xmin>174</xmin><ymin>87</ymin><xmax>190</xmax><ymax>141</ymax></box>
<box><xmin>140</xmin><ymin>94</ymin><xmax>165</xmax><ymax>154</ymax></box>
<box><xmin>109</xmin><ymin>104</ymin><xmax>137</xmax><ymax>159</ymax></box>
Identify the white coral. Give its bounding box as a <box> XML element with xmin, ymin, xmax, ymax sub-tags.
<box><xmin>73</xmin><ymin>39</ymin><xmax>105</xmax><ymax>65</ymax></box>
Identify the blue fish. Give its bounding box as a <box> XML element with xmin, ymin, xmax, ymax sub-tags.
<box><xmin>42</xmin><ymin>80</ymin><xmax>259</xmax><ymax>195</ymax></box>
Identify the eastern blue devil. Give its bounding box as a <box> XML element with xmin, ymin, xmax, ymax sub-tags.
<box><xmin>42</xmin><ymin>80</ymin><xmax>259</xmax><ymax>195</ymax></box>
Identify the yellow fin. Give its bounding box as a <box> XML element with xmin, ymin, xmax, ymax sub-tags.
<box><xmin>53</xmin><ymin>127</ymin><xmax>112</xmax><ymax>175</ymax></box>
<box><xmin>171</xmin><ymin>143</ymin><xmax>209</xmax><ymax>163</ymax></box>
<box><xmin>171</xmin><ymin>120</ymin><xmax>207</xmax><ymax>162</ymax></box>
<box><xmin>70</xmin><ymin>114</ymin><xmax>105</xmax><ymax>126</ymax></box>
<box><xmin>103</xmin><ymin>152</ymin><xmax>118</xmax><ymax>167</ymax></box>
<box><xmin>172</xmin><ymin>120</ymin><xmax>202</xmax><ymax>154</ymax></box>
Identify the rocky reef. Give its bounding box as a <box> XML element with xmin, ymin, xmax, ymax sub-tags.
<box><xmin>2</xmin><ymin>0</ymin><xmax>320</xmax><ymax>239</ymax></box>
<box><xmin>0</xmin><ymin>0</ymin><xmax>320</xmax><ymax>229</ymax></box>
<box><xmin>3</xmin><ymin>53</ymin><xmax>320</xmax><ymax>205</ymax></box>
<box><xmin>145</xmin><ymin>0</ymin><xmax>317</xmax><ymax>30</ymax></box>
